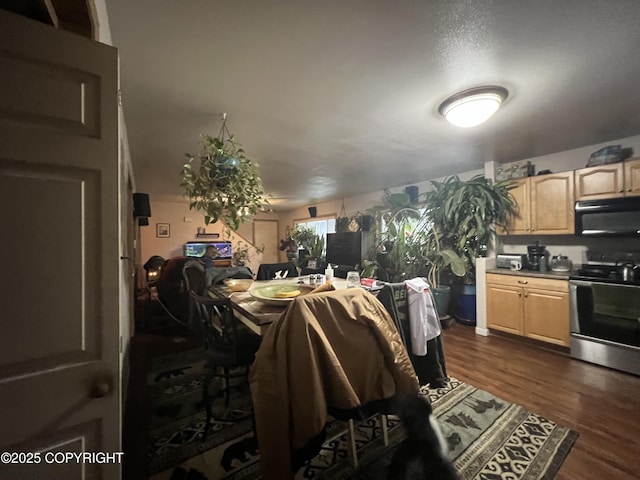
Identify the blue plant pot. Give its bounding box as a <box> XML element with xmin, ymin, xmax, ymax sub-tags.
<box><xmin>454</xmin><ymin>284</ymin><xmax>476</xmax><ymax>326</ymax></box>
<box><xmin>431</xmin><ymin>286</ymin><xmax>451</xmax><ymax>318</ymax></box>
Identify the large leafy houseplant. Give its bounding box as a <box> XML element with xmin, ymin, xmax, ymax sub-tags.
<box><xmin>366</xmin><ymin>189</ymin><xmax>466</xmax><ymax>287</ymax></box>
<box><xmin>422</xmin><ymin>175</ymin><xmax>517</xmax><ymax>284</ymax></box>
<box><xmin>181</xmin><ymin>117</ymin><xmax>266</xmax><ymax>230</ymax></box>
<box><xmin>290</xmin><ymin>225</ymin><xmax>317</xmax><ymax>250</ymax></box>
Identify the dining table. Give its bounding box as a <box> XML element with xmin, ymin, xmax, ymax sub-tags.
<box><xmin>208</xmin><ymin>276</ymin><xmax>349</xmax><ymax>335</ymax></box>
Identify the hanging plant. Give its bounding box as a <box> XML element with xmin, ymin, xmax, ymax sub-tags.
<box><xmin>180</xmin><ymin>114</ymin><xmax>266</xmax><ymax>230</ymax></box>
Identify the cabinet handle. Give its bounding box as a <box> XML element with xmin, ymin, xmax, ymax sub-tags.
<box><xmin>524</xmin><ymin>293</ymin><xmax>528</xmax><ymax>298</ymax></box>
<box><xmin>517</xmin><ymin>280</ymin><xmax>528</xmax><ymax>284</ymax></box>
<box><xmin>518</xmin><ymin>292</ymin><xmax>522</xmax><ymax>297</ymax></box>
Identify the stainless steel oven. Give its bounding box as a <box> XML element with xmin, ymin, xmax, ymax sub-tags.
<box><xmin>569</xmin><ymin>251</ymin><xmax>640</xmax><ymax>376</ymax></box>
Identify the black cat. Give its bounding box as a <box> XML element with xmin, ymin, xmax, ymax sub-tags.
<box><xmin>387</xmin><ymin>394</ymin><xmax>460</xmax><ymax>480</ymax></box>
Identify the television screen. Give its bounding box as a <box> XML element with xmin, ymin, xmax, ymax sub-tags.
<box><xmin>184</xmin><ymin>241</ymin><xmax>233</xmax><ymax>259</ymax></box>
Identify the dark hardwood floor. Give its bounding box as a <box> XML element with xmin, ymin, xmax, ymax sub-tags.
<box><xmin>123</xmin><ymin>332</ymin><xmax>203</xmax><ymax>480</ymax></box>
<box><xmin>123</xmin><ymin>313</ymin><xmax>639</xmax><ymax>479</ymax></box>
<box><xmin>442</xmin><ymin>324</ymin><xmax>640</xmax><ymax>480</ymax></box>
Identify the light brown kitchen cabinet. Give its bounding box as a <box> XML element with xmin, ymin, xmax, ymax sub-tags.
<box><xmin>486</xmin><ymin>282</ymin><xmax>523</xmax><ymax>334</ymax></box>
<box><xmin>575</xmin><ymin>158</ymin><xmax>640</xmax><ymax>200</ymax></box>
<box><xmin>500</xmin><ymin>178</ymin><xmax>530</xmax><ymax>234</ymax></box>
<box><xmin>501</xmin><ymin>172</ymin><xmax>574</xmax><ymax>235</ymax></box>
<box><xmin>575</xmin><ymin>163</ymin><xmax>625</xmax><ymax>200</ymax></box>
<box><xmin>624</xmin><ymin>158</ymin><xmax>640</xmax><ymax>197</ymax></box>
<box><xmin>486</xmin><ymin>273</ymin><xmax>570</xmax><ymax>347</ymax></box>
<box><xmin>530</xmin><ymin>171</ymin><xmax>574</xmax><ymax>234</ymax></box>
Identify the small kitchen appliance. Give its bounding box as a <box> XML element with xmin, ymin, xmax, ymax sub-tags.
<box><xmin>526</xmin><ymin>241</ymin><xmax>548</xmax><ymax>271</ymax></box>
<box><xmin>550</xmin><ymin>254</ymin><xmax>572</xmax><ymax>272</ymax></box>
<box><xmin>496</xmin><ymin>253</ymin><xmax>527</xmax><ymax>269</ymax></box>
<box><xmin>569</xmin><ymin>250</ymin><xmax>640</xmax><ymax>376</ymax></box>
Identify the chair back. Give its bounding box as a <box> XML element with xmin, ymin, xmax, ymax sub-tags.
<box><xmin>189</xmin><ymin>290</ymin><xmax>237</xmax><ymax>352</ymax></box>
<box><xmin>183</xmin><ymin>260</ymin><xmax>208</xmax><ymax>331</ymax></box>
<box><xmin>250</xmin><ymin>288</ymin><xmax>418</xmax><ymax>479</ymax></box>
<box><xmin>183</xmin><ymin>260</ymin><xmax>206</xmax><ymax>294</ymax></box>
<box><xmin>376</xmin><ymin>282</ymin><xmax>410</xmax><ymax>346</ymax></box>
<box><xmin>155</xmin><ymin>256</ymin><xmax>194</xmax><ymax>324</ymax></box>
<box><xmin>377</xmin><ymin>282</ymin><xmax>448</xmax><ymax>386</ymax></box>
<box><xmin>256</xmin><ymin>262</ymin><xmax>298</xmax><ymax>280</ymax></box>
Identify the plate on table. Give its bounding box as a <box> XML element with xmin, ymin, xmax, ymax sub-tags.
<box><xmin>249</xmin><ymin>284</ymin><xmax>314</xmax><ymax>306</ymax></box>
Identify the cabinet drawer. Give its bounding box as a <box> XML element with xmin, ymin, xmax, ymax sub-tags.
<box><xmin>486</xmin><ymin>273</ymin><xmax>568</xmax><ymax>292</ymax></box>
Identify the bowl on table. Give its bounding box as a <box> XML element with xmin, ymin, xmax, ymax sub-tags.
<box><xmin>223</xmin><ymin>278</ymin><xmax>254</xmax><ymax>292</ymax></box>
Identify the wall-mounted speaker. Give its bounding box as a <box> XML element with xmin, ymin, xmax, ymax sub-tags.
<box><xmin>361</xmin><ymin>215</ymin><xmax>372</xmax><ymax>231</ymax></box>
<box><xmin>133</xmin><ymin>193</ymin><xmax>151</xmax><ymax>218</ymax></box>
<box><xmin>404</xmin><ymin>186</ymin><xmax>419</xmax><ymax>204</ymax></box>
<box><xmin>308</xmin><ymin>206</ymin><xmax>317</xmax><ymax>218</ymax></box>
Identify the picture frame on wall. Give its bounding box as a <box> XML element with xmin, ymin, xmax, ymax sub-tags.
<box><xmin>156</xmin><ymin>223</ymin><xmax>170</xmax><ymax>238</ymax></box>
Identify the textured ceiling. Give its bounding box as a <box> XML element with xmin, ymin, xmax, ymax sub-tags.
<box><xmin>107</xmin><ymin>0</ymin><xmax>640</xmax><ymax>211</ymax></box>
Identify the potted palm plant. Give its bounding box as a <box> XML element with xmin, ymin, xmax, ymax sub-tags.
<box><xmin>423</xmin><ymin>175</ymin><xmax>517</xmax><ymax>324</ymax></box>
<box><xmin>365</xmin><ymin>189</ymin><xmax>466</xmax><ymax>317</ymax></box>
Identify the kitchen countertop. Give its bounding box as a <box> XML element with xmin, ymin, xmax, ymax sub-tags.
<box><xmin>486</xmin><ymin>267</ymin><xmax>576</xmax><ymax>280</ymax></box>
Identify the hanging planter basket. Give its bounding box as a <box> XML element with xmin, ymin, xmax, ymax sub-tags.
<box><xmin>203</xmin><ymin>153</ymin><xmax>240</xmax><ymax>171</ymax></box>
<box><xmin>181</xmin><ymin>114</ymin><xmax>266</xmax><ymax>230</ymax></box>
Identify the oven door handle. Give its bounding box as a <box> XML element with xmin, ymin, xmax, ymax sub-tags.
<box><xmin>569</xmin><ymin>279</ymin><xmax>593</xmax><ymax>287</ymax></box>
<box><xmin>568</xmin><ymin>280</ymin><xmax>590</xmax><ymax>334</ymax></box>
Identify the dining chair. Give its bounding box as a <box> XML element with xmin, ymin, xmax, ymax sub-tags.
<box><xmin>182</xmin><ymin>259</ymin><xmax>208</xmax><ymax>332</ymax></box>
<box><xmin>189</xmin><ymin>290</ymin><xmax>261</xmax><ymax>440</ymax></box>
<box><xmin>255</xmin><ymin>261</ymin><xmax>298</xmax><ymax>280</ymax></box>
<box><xmin>249</xmin><ymin>288</ymin><xmax>419</xmax><ymax>480</ymax></box>
<box><xmin>377</xmin><ymin>282</ymin><xmax>449</xmax><ymax>388</ymax></box>
<box><xmin>183</xmin><ymin>259</ymin><xmax>207</xmax><ymax>294</ymax></box>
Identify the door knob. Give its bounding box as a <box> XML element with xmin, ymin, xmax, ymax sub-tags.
<box><xmin>90</xmin><ymin>379</ymin><xmax>112</xmax><ymax>398</ymax></box>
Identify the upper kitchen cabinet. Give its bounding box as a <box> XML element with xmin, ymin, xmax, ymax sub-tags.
<box><xmin>624</xmin><ymin>158</ymin><xmax>640</xmax><ymax>197</ymax></box>
<box><xmin>501</xmin><ymin>171</ymin><xmax>575</xmax><ymax>235</ymax></box>
<box><xmin>530</xmin><ymin>172</ymin><xmax>575</xmax><ymax>234</ymax></box>
<box><xmin>575</xmin><ymin>158</ymin><xmax>640</xmax><ymax>200</ymax></box>
<box><xmin>500</xmin><ymin>178</ymin><xmax>530</xmax><ymax>234</ymax></box>
<box><xmin>575</xmin><ymin>163</ymin><xmax>625</xmax><ymax>200</ymax></box>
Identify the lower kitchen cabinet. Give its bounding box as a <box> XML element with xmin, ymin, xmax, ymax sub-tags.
<box><xmin>486</xmin><ymin>273</ymin><xmax>569</xmax><ymax>346</ymax></box>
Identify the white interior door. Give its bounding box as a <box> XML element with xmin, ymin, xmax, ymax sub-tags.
<box><xmin>254</xmin><ymin>220</ymin><xmax>280</xmax><ymax>263</ymax></box>
<box><xmin>0</xmin><ymin>10</ymin><xmax>121</xmax><ymax>479</ymax></box>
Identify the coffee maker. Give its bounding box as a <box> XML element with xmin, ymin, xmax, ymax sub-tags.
<box><xmin>527</xmin><ymin>241</ymin><xmax>548</xmax><ymax>271</ymax></box>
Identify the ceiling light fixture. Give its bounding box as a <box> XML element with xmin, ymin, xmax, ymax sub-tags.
<box><xmin>439</xmin><ymin>86</ymin><xmax>508</xmax><ymax>128</ymax></box>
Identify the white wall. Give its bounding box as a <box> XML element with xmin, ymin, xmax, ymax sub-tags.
<box><xmin>510</xmin><ymin>134</ymin><xmax>640</xmax><ymax>176</ymax></box>
<box><xmin>276</xmin><ymin>168</ymin><xmax>484</xmax><ymax>261</ymax></box>
<box><xmin>143</xmin><ymin>134</ymin><xmax>640</xmax><ymax>272</ymax></box>
<box><xmin>95</xmin><ymin>0</ymin><xmax>129</xmax><ymax>452</ymax></box>
<box><xmin>143</xmin><ymin>165</ymin><xmax>485</xmax><ymax>266</ymax></box>
<box><xmin>139</xmin><ymin>200</ymin><xmax>274</xmax><ymax>274</ymax></box>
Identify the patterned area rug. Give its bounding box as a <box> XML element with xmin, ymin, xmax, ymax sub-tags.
<box><xmin>147</xmin><ymin>350</ymin><xmax>578</xmax><ymax>480</ymax></box>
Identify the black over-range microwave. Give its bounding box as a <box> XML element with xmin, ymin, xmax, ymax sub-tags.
<box><xmin>575</xmin><ymin>196</ymin><xmax>640</xmax><ymax>236</ymax></box>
